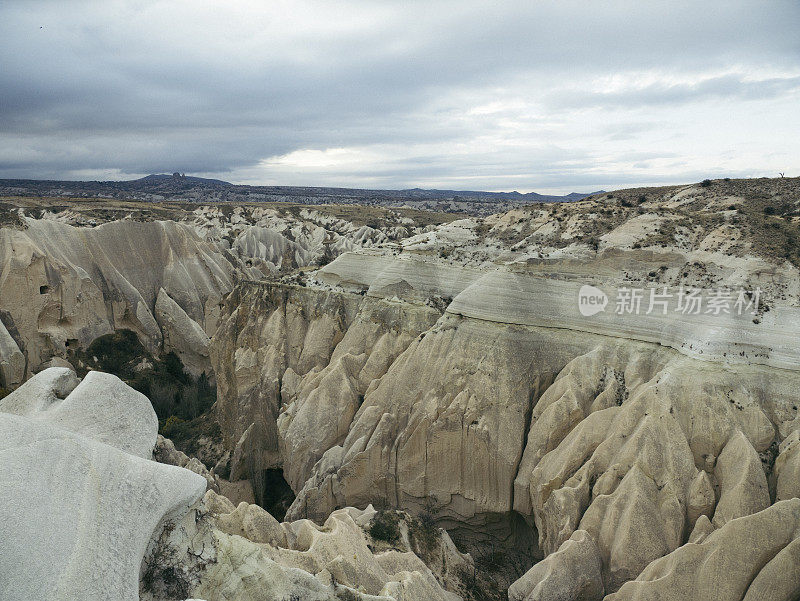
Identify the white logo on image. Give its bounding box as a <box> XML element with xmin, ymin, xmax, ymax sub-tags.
<box><xmin>578</xmin><ymin>285</ymin><xmax>608</xmax><ymax>316</ymax></box>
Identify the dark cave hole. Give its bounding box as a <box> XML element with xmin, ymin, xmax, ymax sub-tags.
<box><xmin>253</xmin><ymin>468</ymin><xmax>295</xmax><ymax>522</ymax></box>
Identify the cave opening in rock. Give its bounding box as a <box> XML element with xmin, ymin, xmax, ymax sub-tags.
<box><xmin>446</xmin><ymin>511</ymin><xmax>540</xmax><ymax>593</ymax></box>
<box><xmin>252</xmin><ymin>468</ymin><xmax>295</xmax><ymax>521</ymax></box>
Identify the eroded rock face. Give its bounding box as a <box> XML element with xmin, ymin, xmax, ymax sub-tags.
<box><xmin>508</xmin><ymin>529</ymin><xmax>603</xmax><ymax>601</ymax></box>
<box><xmin>0</xmin><ymin>218</ymin><xmax>233</xmax><ymax>375</ymax></box>
<box><xmin>605</xmin><ymin>499</ymin><xmax>800</xmax><ymax>601</ymax></box>
<box><xmin>2</xmin><ymin>366</ymin><xmax>459</xmax><ymax>601</ymax></box>
<box><xmin>0</xmin><ymin>368</ymin><xmax>207</xmax><ymax>601</ymax></box>
<box><xmin>5</xmin><ymin>181</ymin><xmax>800</xmax><ymax>600</ymax></box>
<box><xmin>211</xmin><ymin>269</ymin><xmax>800</xmax><ymax>598</ymax></box>
<box><xmin>776</xmin><ymin>430</ymin><xmax>800</xmax><ymax>502</ymax></box>
<box><xmin>155</xmin><ymin>287</ymin><xmax>212</xmax><ymax>377</ymax></box>
<box><xmin>0</xmin><ymin>318</ymin><xmax>24</xmax><ymax>387</ymax></box>
<box><xmin>211</xmin><ymin>282</ymin><xmax>440</xmax><ymax>486</ymax></box>
<box><xmin>286</xmin><ymin>315</ymin><xmax>584</xmax><ymax>534</ymax></box>
<box><xmin>144</xmin><ymin>490</ymin><xmax>470</xmax><ymax>601</ymax></box>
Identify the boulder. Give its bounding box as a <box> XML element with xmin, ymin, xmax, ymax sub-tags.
<box><xmin>0</xmin><ymin>368</ymin><xmax>207</xmax><ymax>601</ymax></box>
<box><xmin>154</xmin><ymin>434</ymin><xmax>218</xmax><ymax>491</ymax></box>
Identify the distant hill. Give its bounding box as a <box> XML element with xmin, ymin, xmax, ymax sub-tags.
<box><xmin>0</xmin><ymin>176</ymin><xmax>601</xmax><ymax>216</ymax></box>
<box><xmin>136</xmin><ymin>174</ymin><xmax>232</xmax><ymax>186</ymax></box>
<box><xmin>396</xmin><ymin>187</ymin><xmax>604</xmax><ymax>202</ymax></box>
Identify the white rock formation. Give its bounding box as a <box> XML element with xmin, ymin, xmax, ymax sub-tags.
<box><xmin>0</xmin><ymin>218</ymin><xmax>233</xmax><ymax>374</ymax></box>
<box><xmin>0</xmin><ymin>318</ymin><xmax>24</xmax><ymax>387</ymax></box>
<box><xmin>1</xmin><ymin>368</ymin><xmax>159</xmax><ymax>458</ymax></box>
<box><xmin>605</xmin><ymin>500</ymin><xmax>800</xmax><ymax>601</ymax></box>
<box><xmin>163</xmin><ymin>492</ymin><xmax>469</xmax><ymax>601</ymax></box>
<box><xmin>508</xmin><ymin>530</ymin><xmax>603</xmax><ymax>601</ymax></box>
<box><xmin>0</xmin><ymin>366</ymin><xmax>471</xmax><ymax>601</ymax></box>
<box><xmin>231</xmin><ymin>225</ymin><xmax>312</xmax><ymax>273</ymax></box>
<box><xmin>4</xmin><ymin>179</ymin><xmax>800</xmax><ymax>600</ymax></box>
<box><xmin>320</xmin><ymin>253</ymin><xmax>800</xmax><ymax>371</ymax></box>
<box><xmin>211</xmin><ymin>270</ymin><xmax>800</xmax><ymax>597</ymax></box>
<box><xmin>0</xmin><ymin>368</ymin><xmax>207</xmax><ymax>601</ymax></box>
<box><xmin>155</xmin><ymin>287</ymin><xmax>212</xmax><ymax>376</ymax></box>
<box><xmin>776</xmin><ymin>430</ymin><xmax>800</xmax><ymax>501</ymax></box>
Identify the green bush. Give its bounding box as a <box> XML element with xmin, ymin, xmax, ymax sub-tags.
<box><xmin>160</xmin><ymin>415</ymin><xmax>184</xmax><ymax>438</ymax></box>
<box><xmin>83</xmin><ymin>329</ymin><xmax>146</xmax><ymax>374</ymax></box>
<box><xmin>700</xmin><ymin>179</ymin><xmax>712</xmax><ymax>187</ymax></box>
<box><xmin>163</xmin><ymin>410</ymin><xmax>223</xmax><ymax>464</ymax></box>
<box><xmin>414</xmin><ymin>510</ymin><xmax>438</xmax><ymax>552</ymax></box>
<box><xmin>70</xmin><ymin>329</ymin><xmax>216</xmax><ymax>422</ymax></box>
<box><xmin>369</xmin><ymin>510</ymin><xmax>401</xmax><ymax>543</ymax></box>
<box><xmin>131</xmin><ymin>367</ymin><xmax>214</xmax><ymax>422</ymax></box>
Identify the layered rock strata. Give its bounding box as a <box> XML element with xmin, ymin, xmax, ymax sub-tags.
<box><xmin>212</xmin><ymin>248</ymin><xmax>800</xmax><ymax>598</ymax></box>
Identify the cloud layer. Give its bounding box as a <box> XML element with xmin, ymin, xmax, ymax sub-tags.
<box><xmin>1</xmin><ymin>0</ymin><xmax>799</xmax><ymax>192</ymax></box>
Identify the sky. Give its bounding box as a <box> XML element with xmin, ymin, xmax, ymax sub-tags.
<box><xmin>1</xmin><ymin>1</ymin><xmax>799</xmax><ymax>194</ymax></box>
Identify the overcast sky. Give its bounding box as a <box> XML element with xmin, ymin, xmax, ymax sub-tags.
<box><xmin>1</xmin><ymin>1</ymin><xmax>799</xmax><ymax>193</ymax></box>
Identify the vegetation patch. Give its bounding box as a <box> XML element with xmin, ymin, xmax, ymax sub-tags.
<box><xmin>0</xmin><ymin>203</ymin><xmax>27</xmax><ymax>229</ymax></box>
<box><xmin>408</xmin><ymin>510</ymin><xmax>438</xmax><ymax>556</ymax></box>
<box><xmin>738</xmin><ymin>204</ymin><xmax>800</xmax><ymax>265</ymax></box>
<box><xmin>68</xmin><ymin>329</ymin><xmax>216</xmax><ymax>426</ymax></box>
<box><xmin>369</xmin><ymin>509</ymin><xmax>401</xmax><ymax>544</ymax></box>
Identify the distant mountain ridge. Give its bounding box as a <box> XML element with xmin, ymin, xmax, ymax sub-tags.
<box><xmin>136</xmin><ymin>173</ymin><xmax>233</xmax><ymax>186</ymax></box>
<box><xmin>0</xmin><ymin>175</ymin><xmax>603</xmax><ymax>216</ymax></box>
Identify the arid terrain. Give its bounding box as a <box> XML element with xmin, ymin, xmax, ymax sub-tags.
<box><xmin>2</xmin><ymin>176</ymin><xmax>800</xmax><ymax>601</ymax></box>
<box><xmin>0</xmin><ymin>175</ymin><xmax>596</xmax><ymax>216</ymax></box>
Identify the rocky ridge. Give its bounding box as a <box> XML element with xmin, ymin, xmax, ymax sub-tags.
<box><xmin>1</xmin><ymin>177</ymin><xmax>800</xmax><ymax>600</ymax></box>
<box><xmin>209</xmin><ymin>178</ymin><xmax>800</xmax><ymax>598</ymax></box>
<box><xmin>0</xmin><ymin>175</ymin><xmax>596</xmax><ymax>216</ymax></box>
<box><xmin>0</xmin><ymin>198</ymin><xmax>451</xmax><ymax>385</ymax></box>
<box><xmin>0</xmin><ymin>368</ymin><xmax>468</xmax><ymax>601</ymax></box>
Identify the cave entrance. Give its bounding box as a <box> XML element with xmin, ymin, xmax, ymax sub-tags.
<box><xmin>252</xmin><ymin>468</ymin><xmax>295</xmax><ymax>521</ymax></box>
<box><xmin>446</xmin><ymin>511</ymin><xmax>540</xmax><ymax>592</ymax></box>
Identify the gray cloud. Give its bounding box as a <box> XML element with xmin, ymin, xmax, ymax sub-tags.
<box><xmin>1</xmin><ymin>0</ymin><xmax>799</xmax><ymax>190</ymax></box>
<box><xmin>547</xmin><ymin>74</ymin><xmax>800</xmax><ymax>111</ymax></box>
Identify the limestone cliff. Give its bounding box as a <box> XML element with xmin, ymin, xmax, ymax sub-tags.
<box><xmin>209</xmin><ymin>179</ymin><xmax>800</xmax><ymax>599</ymax></box>
<box><xmin>0</xmin><ymin>218</ymin><xmax>233</xmax><ymax>375</ymax></box>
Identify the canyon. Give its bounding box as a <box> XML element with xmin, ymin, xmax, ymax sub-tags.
<box><xmin>1</xmin><ymin>176</ymin><xmax>799</xmax><ymax>600</ymax></box>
